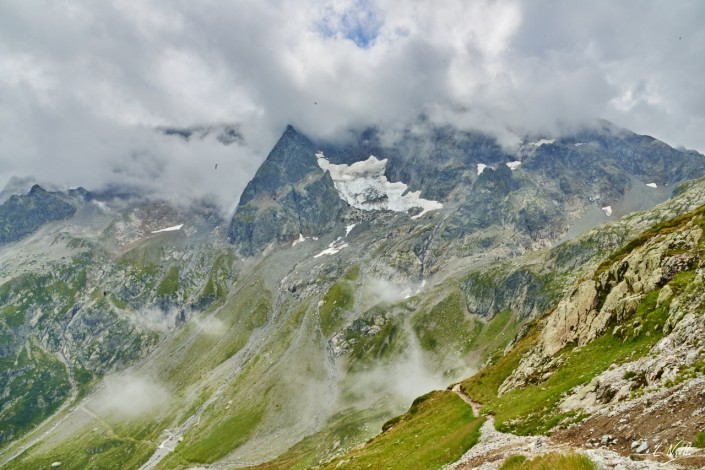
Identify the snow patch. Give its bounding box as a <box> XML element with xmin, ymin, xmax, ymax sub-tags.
<box><xmin>316</xmin><ymin>153</ymin><xmax>443</xmax><ymax>219</ymax></box>
<box><xmin>574</xmin><ymin>142</ymin><xmax>586</xmax><ymax>146</ymax></box>
<box><xmin>506</xmin><ymin>161</ymin><xmax>521</xmax><ymax>170</ymax></box>
<box><xmin>292</xmin><ymin>233</ymin><xmax>306</xmax><ymax>246</ymax></box>
<box><xmin>601</xmin><ymin>206</ymin><xmax>613</xmax><ymax>216</ymax></box>
<box><xmin>646</xmin><ymin>182</ymin><xmax>658</xmax><ymax>188</ymax></box>
<box><xmin>314</xmin><ymin>237</ymin><xmax>349</xmax><ymax>258</ymax></box>
<box><xmin>151</xmin><ymin>224</ymin><xmax>183</xmax><ymax>234</ymax></box>
<box><xmin>528</xmin><ymin>138</ymin><xmax>555</xmax><ymax>147</ymax></box>
<box><xmin>477</xmin><ymin>163</ymin><xmax>488</xmax><ymax>175</ymax></box>
<box><xmin>345</xmin><ymin>224</ymin><xmax>356</xmax><ymax>237</ymax></box>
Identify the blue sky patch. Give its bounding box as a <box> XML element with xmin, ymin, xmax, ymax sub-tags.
<box><xmin>317</xmin><ymin>0</ymin><xmax>382</xmax><ymax>48</ymax></box>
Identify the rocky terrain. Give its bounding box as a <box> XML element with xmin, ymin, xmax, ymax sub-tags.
<box><xmin>453</xmin><ymin>189</ymin><xmax>705</xmax><ymax>468</ymax></box>
<box><xmin>1</xmin><ymin>121</ymin><xmax>705</xmax><ymax>469</ymax></box>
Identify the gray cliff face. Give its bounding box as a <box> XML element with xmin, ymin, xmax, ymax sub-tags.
<box><xmin>227</xmin><ymin>125</ymin><xmax>345</xmax><ymax>256</ymax></box>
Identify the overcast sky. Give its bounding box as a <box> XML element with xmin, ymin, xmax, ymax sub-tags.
<box><xmin>1</xmin><ymin>0</ymin><xmax>704</xmax><ymax>212</ymax></box>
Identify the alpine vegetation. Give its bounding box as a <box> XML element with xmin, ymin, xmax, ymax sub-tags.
<box><xmin>2</xmin><ymin>2</ymin><xmax>705</xmax><ymax>469</ymax></box>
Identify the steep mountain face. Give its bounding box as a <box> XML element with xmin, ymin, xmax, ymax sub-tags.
<box><xmin>228</xmin><ymin>125</ymin><xmax>345</xmax><ymax>256</ymax></box>
<box><xmin>1</xmin><ymin>121</ymin><xmax>705</xmax><ymax>469</ymax></box>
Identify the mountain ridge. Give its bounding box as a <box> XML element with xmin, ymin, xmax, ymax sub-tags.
<box><xmin>1</xmin><ymin>121</ymin><xmax>705</xmax><ymax>469</ymax></box>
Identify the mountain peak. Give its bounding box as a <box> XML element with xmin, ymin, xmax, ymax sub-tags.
<box><xmin>228</xmin><ymin>126</ymin><xmax>344</xmax><ymax>256</ymax></box>
<box><xmin>28</xmin><ymin>183</ymin><xmax>46</xmax><ymax>195</ymax></box>
<box><xmin>0</xmin><ymin>184</ymin><xmax>77</xmax><ymax>244</ymax></box>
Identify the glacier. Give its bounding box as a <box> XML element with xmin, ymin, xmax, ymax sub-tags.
<box><xmin>316</xmin><ymin>153</ymin><xmax>443</xmax><ymax>219</ymax></box>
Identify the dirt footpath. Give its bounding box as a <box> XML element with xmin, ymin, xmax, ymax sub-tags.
<box><xmin>447</xmin><ymin>381</ymin><xmax>705</xmax><ymax>469</ymax></box>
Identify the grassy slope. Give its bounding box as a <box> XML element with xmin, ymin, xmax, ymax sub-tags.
<box><xmin>411</xmin><ymin>288</ymin><xmax>523</xmax><ymax>376</ymax></box>
<box><xmin>175</xmin><ymin>405</ymin><xmax>265</xmax><ymax>465</ymax></box>
<box><xmin>412</xmin><ymin>291</ymin><xmax>479</xmax><ymax>355</ymax></box>
<box><xmin>320</xmin><ymin>391</ymin><xmax>483</xmax><ymax>470</ymax></box>
<box><xmin>10</xmin><ymin>429</ymin><xmax>156</xmax><ymax>470</ymax></box>
<box><xmin>460</xmin><ymin>206</ymin><xmax>705</xmax><ymax>435</ymax></box>
<box><xmin>147</xmin><ymin>276</ymin><xmax>276</xmax><ymax>466</ymax></box>
<box><xmin>500</xmin><ymin>453</ymin><xmax>596</xmax><ymax>470</ymax></box>
<box><xmin>156</xmin><ymin>265</ymin><xmax>180</xmax><ymax>298</ymax></box>
<box><xmin>319</xmin><ymin>266</ymin><xmax>359</xmax><ymax>336</ymax></box>
<box><xmin>466</xmin><ymin>309</ymin><xmax>519</xmax><ymax>363</ymax></box>
<box><xmin>14</xmin><ymin>201</ymin><xmax>705</xmax><ymax>469</ymax></box>
<box><xmin>6</xmin><ymin>262</ymin><xmax>268</xmax><ymax>469</ymax></box>
<box><xmin>156</xmin><ymin>279</ymin><xmax>339</xmax><ymax>467</ymax></box>
<box><xmin>460</xmin><ymin>324</ymin><xmax>541</xmax><ymax>405</ymax></box>
<box><xmin>249</xmin><ymin>405</ymin><xmax>395</xmax><ymax>470</ymax></box>
<box><xmin>461</xmin><ymin>286</ymin><xmax>671</xmax><ymax>435</ymax></box>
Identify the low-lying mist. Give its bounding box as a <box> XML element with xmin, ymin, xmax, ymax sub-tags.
<box><xmin>91</xmin><ymin>373</ymin><xmax>170</xmax><ymax>419</ymax></box>
<box><xmin>344</xmin><ymin>323</ymin><xmax>475</xmax><ymax>416</ymax></box>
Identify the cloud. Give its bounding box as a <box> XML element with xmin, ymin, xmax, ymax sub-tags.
<box><xmin>191</xmin><ymin>315</ymin><xmax>226</xmax><ymax>337</ymax></box>
<box><xmin>346</xmin><ymin>332</ymin><xmax>449</xmax><ymax>407</ymax></box>
<box><xmin>1</xmin><ymin>1</ymin><xmax>704</xmax><ymax>210</ymax></box>
<box><xmin>91</xmin><ymin>373</ymin><xmax>170</xmax><ymax>418</ymax></box>
<box><xmin>127</xmin><ymin>306</ymin><xmax>175</xmax><ymax>333</ymax></box>
<box><xmin>345</xmin><ymin>328</ymin><xmax>476</xmax><ymax>412</ymax></box>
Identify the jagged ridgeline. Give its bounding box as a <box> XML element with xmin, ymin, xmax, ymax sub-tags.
<box><xmin>1</xmin><ymin>121</ymin><xmax>705</xmax><ymax>469</ymax></box>
<box><xmin>0</xmin><ymin>185</ymin><xmax>82</xmax><ymax>244</ymax></box>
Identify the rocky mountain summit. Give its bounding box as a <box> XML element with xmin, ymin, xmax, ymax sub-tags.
<box><xmin>0</xmin><ymin>185</ymin><xmax>84</xmax><ymax>244</ymax></box>
<box><xmin>1</xmin><ymin>121</ymin><xmax>705</xmax><ymax>469</ymax></box>
<box><xmin>228</xmin><ymin>125</ymin><xmax>345</xmax><ymax>256</ymax></box>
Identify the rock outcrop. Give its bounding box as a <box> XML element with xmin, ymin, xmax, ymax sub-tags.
<box><xmin>500</xmin><ymin>210</ymin><xmax>704</xmax><ymax>395</ymax></box>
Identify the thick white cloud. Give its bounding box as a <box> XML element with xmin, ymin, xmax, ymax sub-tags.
<box><xmin>1</xmin><ymin>0</ymin><xmax>704</xmax><ymax>211</ymax></box>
